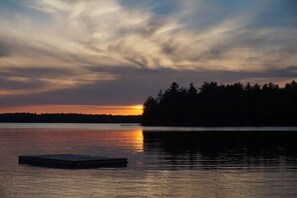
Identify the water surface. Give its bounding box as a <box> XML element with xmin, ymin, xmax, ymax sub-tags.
<box><xmin>0</xmin><ymin>123</ymin><xmax>297</xmax><ymax>197</ymax></box>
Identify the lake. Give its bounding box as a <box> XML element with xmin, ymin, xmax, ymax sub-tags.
<box><xmin>1</xmin><ymin>123</ymin><xmax>297</xmax><ymax>197</ymax></box>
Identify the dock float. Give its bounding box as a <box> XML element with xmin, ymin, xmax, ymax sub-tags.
<box><xmin>19</xmin><ymin>154</ymin><xmax>128</xmax><ymax>169</ymax></box>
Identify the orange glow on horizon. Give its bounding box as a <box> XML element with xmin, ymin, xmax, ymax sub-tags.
<box><xmin>0</xmin><ymin>105</ymin><xmax>143</xmax><ymax>115</ymax></box>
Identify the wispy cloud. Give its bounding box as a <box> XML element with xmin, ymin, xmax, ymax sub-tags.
<box><xmin>0</xmin><ymin>0</ymin><xmax>294</xmax><ymax>70</ymax></box>
<box><xmin>0</xmin><ymin>0</ymin><xmax>296</xmax><ymax>108</ymax></box>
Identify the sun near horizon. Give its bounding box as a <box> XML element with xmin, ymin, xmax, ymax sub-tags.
<box><xmin>0</xmin><ymin>104</ymin><xmax>144</xmax><ymax>116</ymax></box>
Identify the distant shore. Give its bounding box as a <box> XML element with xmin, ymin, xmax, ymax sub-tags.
<box><xmin>0</xmin><ymin>113</ymin><xmax>141</xmax><ymax>123</ymax></box>
<box><xmin>1</xmin><ymin>113</ymin><xmax>297</xmax><ymax>127</ymax></box>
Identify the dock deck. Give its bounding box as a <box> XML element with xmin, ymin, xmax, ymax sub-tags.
<box><xmin>19</xmin><ymin>154</ymin><xmax>128</xmax><ymax>169</ymax></box>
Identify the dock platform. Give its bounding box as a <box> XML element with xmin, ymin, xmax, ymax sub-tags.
<box><xmin>19</xmin><ymin>154</ymin><xmax>128</xmax><ymax>169</ymax></box>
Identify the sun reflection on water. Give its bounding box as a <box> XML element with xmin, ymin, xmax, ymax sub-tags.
<box><xmin>130</xmin><ymin>129</ymin><xmax>144</xmax><ymax>153</ymax></box>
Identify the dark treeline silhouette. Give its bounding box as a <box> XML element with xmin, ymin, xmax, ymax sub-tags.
<box><xmin>0</xmin><ymin>113</ymin><xmax>141</xmax><ymax>123</ymax></box>
<box><xmin>142</xmin><ymin>81</ymin><xmax>297</xmax><ymax>126</ymax></box>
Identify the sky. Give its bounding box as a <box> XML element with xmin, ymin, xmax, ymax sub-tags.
<box><xmin>0</xmin><ymin>0</ymin><xmax>296</xmax><ymax>115</ymax></box>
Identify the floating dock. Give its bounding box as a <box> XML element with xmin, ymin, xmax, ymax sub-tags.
<box><xmin>19</xmin><ymin>154</ymin><xmax>128</xmax><ymax>169</ymax></box>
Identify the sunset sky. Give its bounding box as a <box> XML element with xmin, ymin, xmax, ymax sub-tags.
<box><xmin>0</xmin><ymin>0</ymin><xmax>296</xmax><ymax>115</ymax></box>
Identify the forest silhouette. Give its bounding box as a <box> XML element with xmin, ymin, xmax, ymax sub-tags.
<box><xmin>142</xmin><ymin>81</ymin><xmax>297</xmax><ymax>126</ymax></box>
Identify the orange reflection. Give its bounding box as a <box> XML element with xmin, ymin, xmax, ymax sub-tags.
<box><xmin>0</xmin><ymin>105</ymin><xmax>143</xmax><ymax>115</ymax></box>
<box><xmin>130</xmin><ymin>129</ymin><xmax>144</xmax><ymax>152</ymax></box>
<box><xmin>16</xmin><ymin>128</ymin><xmax>144</xmax><ymax>153</ymax></box>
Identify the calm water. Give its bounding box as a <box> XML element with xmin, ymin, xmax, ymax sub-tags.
<box><xmin>1</xmin><ymin>123</ymin><xmax>297</xmax><ymax>197</ymax></box>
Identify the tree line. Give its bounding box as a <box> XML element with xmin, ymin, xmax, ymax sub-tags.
<box><xmin>142</xmin><ymin>81</ymin><xmax>297</xmax><ymax>126</ymax></box>
<box><xmin>0</xmin><ymin>113</ymin><xmax>141</xmax><ymax>123</ymax></box>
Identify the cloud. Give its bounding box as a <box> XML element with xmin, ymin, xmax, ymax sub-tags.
<box><xmin>0</xmin><ymin>0</ymin><xmax>296</xmax><ymax>107</ymax></box>
<box><xmin>0</xmin><ymin>67</ymin><xmax>117</xmax><ymax>96</ymax></box>
<box><xmin>0</xmin><ymin>66</ymin><xmax>296</xmax><ymax>108</ymax></box>
<box><xmin>0</xmin><ymin>0</ymin><xmax>294</xmax><ymax>71</ymax></box>
<box><xmin>0</xmin><ymin>40</ymin><xmax>12</xmax><ymax>57</ymax></box>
